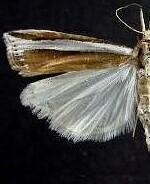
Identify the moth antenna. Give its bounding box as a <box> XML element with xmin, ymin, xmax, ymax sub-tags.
<box><xmin>116</xmin><ymin>3</ymin><xmax>144</xmax><ymax>35</ymax></box>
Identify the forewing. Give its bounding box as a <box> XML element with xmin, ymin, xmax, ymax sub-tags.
<box><xmin>3</xmin><ymin>29</ymin><xmax>133</xmax><ymax>76</ymax></box>
<box><xmin>20</xmin><ymin>64</ymin><xmax>138</xmax><ymax>142</ymax></box>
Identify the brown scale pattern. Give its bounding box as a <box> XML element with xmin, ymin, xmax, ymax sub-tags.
<box><xmin>5</xmin><ymin>30</ymin><xmax>130</xmax><ymax>76</ymax></box>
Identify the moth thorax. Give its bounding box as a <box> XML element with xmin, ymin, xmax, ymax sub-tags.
<box><xmin>141</xmin><ymin>30</ymin><xmax>150</xmax><ymax>72</ymax></box>
<box><xmin>143</xmin><ymin>55</ymin><xmax>150</xmax><ymax>77</ymax></box>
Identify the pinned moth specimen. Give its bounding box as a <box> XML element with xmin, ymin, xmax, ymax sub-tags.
<box><xmin>3</xmin><ymin>3</ymin><xmax>150</xmax><ymax>150</ymax></box>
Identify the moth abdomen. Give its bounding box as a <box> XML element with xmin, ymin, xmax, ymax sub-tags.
<box><xmin>138</xmin><ymin>74</ymin><xmax>150</xmax><ymax>150</ymax></box>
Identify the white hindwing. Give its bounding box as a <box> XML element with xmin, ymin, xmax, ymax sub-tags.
<box><xmin>20</xmin><ymin>64</ymin><xmax>137</xmax><ymax>142</ymax></box>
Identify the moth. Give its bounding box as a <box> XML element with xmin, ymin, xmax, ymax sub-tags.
<box><xmin>3</xmin><ymin>3</ymin><xmax>150</xmax><ymax>150</ymax></box>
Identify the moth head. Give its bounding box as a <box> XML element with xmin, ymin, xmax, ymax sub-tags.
<box><xmin>143</xmin><ymin>30</ymin><xmax>150</xmax><ymax>41</ymax></box>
